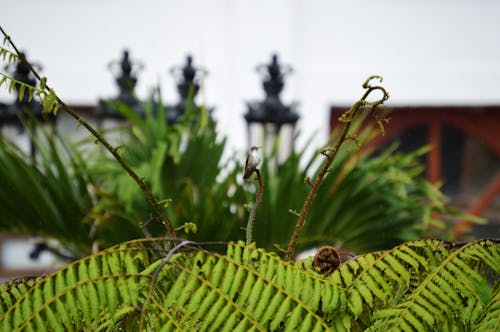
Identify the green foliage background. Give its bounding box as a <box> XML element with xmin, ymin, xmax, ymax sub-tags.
<box><xmin>84</xmin><ymin>98</ymin><xmax>478</xmax><ymax>251</ymax></box>
<box><xmin>0</xmin><ymin>38</ymin><xmax>480</xmax><ymax>258</ymax></box>
<box><xmin>0</xmin><ymin>95</ymin><xmax>478</xmax><ymax>257</ymax></box>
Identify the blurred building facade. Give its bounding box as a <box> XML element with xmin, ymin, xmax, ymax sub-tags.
<box><xmin>330</xmin><ymin>105</ymin><xmax>500</xmax><ymax>238</ymax></box>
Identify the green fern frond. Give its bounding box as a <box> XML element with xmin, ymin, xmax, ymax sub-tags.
<box><xmin>367</xmin><ymin>240</ymin><xmax>499</xmax><ymax>331</ymax></box>
<box><xmin>153</xmin><ymin>242</ymin><xmax>339</xmax><ymax>331</ymax></box>
<box><xmin>0</xmin><ymin>239</ymin><xmax>497</xmax><ymax>331</ymax></box>
<box><xmin>0</xmin><ymin>46</ymin><xmax>19</xmax><ymax>65</ymax></box>
<box><xmin>0</xmin><ymin>277</ymin><xmax>43</xmax><ymax>316</ymax></box>
<box><xmin>0</xmin><ymin>241</ymin><xmax>157</xmax><ymax>331</ymax></box>
<box><xmin>0</xmin><ymin>72</ymin><xmax>39</xmax><ymax>107</ymax></box>
<box><xmin>0</xmin><ymin>71</ymin><xmax>61</xmax><ymax>115</ymax></box>
<box><xmin>473</xmin><ymin>280</ymin><xmax>500</xmax><ymax>331</ymax></box>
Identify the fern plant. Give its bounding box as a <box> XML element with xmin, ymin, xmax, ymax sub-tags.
<box><xmin>0</xmin><ymin>26</ymin><xmax>498</xmax><ymax>331</ymax></box>
<box><xmin>0</xmin><ymin>239</ymin><xmax>497</xmax><ymax>331</ymax></box>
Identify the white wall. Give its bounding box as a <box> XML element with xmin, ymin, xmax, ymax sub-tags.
<box><xmin>1</xmin><ymin>0</ymin><xmax>500</xmax><ymax>152</ymax></box>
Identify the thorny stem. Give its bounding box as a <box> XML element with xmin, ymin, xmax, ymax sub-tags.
<box><xmin>0</xmin><ymin>26</ymin><xmax>176</xmax><ymax>237</ymax></box>
<box><xmin>284</xmin><ymin>76</ymin><xmax>389</xmax><ymax>260</ymax></box>
<box><xmin>246</xmin><ymin>170</ymin><xmax>263</xmax><ymax>245</ymax></box>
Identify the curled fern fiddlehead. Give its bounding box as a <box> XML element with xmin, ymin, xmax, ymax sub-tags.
<box><xmin>284</xmin><ymin>76</ymin><xmax>390</xmax><ymax>260</ymax></box>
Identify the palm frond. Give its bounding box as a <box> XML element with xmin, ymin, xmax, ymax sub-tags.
<box><xmin>0</xmin><ymin>123</ymin><xmax>93</xmax><ymax>256</ymax></box>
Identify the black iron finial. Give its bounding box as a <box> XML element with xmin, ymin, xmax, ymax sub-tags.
<box><xmin>245</xmin><ymin>53</ymin><xmax>299</xmax><ymax>127</ymax></box>
<box><xmin>170</xmin><ymin>54</ymin><xmax>206</xmax><ymax>101</ymax></box>
<box><xmin>98</xmin><ymin>50</ymin><xmax>145</xmax><ymax>120</ymax></box>
<box><xmin>257</xmin><ymin>53</ymin><xmax>293</xmax><ymax>101</ymax></box>
<box><xmin>182</xmin><ymin>55</ymin><xmax>196</xmax><ymax>82</ymax></box>
<box><xmin>109</xmin><ymin>50</ymin><xmax>143</xmax><ymax>103</ymax></box>
<box><xmin>120</xmin><ymin>50</ymin><xmax>132</xmax><ymax>75</ymax></box>
<box><xmin>166</xmin><ymin>55</ymin><xmax>210</xmax><ymax>124</ymax></box>
<box><xmin>243</xmin><ymin>53</ymin><xmax>300</xmax><ymax>164</ymax></box>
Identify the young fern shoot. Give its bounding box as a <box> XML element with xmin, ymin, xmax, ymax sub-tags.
<box><xmin>284</xmin><ymin>75</ymin><xmax>390</xmax><ymax>260</ymax></box>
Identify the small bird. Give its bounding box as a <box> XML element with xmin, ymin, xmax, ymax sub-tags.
<box><xmin>243</xmin><ymin>146</ymin><xmax>262</xmax><ymax>180</ymax></box>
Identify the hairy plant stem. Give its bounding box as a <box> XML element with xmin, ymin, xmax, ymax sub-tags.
<box><xmin>284</xmin><ymin>76</ymin><xmax>389</xmax><ymax>260</ymax></box>
<box><xmin>246</xmin><ymin>170</ymin><xmax>263</xmax><ymax>246</ymax></box>
<box><xmin>0</xmin><ymin>26</ymin><xmax>176</xmax><ymax>237</ymax></box>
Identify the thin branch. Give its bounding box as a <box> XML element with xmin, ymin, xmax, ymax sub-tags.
<box><xmin>246</xmin><ymin>170</ymin><xmax>264</xmax><ymax>245</ymax></box>
<box><xmin>141</xmin><ymin>215</ymin><xmax>166</xmax><ymax>253</ymax></box>
<box><xmin>284</xmin><ymin>76</ymin><xmax>389</xmax><ymax>260</ymax></box>
<box><xmin>139</xmin><ymin>240</ymin><xmax>196</xmax><ymax>330</ymax></box>
<box><xmin>0</xmin><ymin>25</ymin><xmax>176</xmax><ymax>237</ymax></box>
